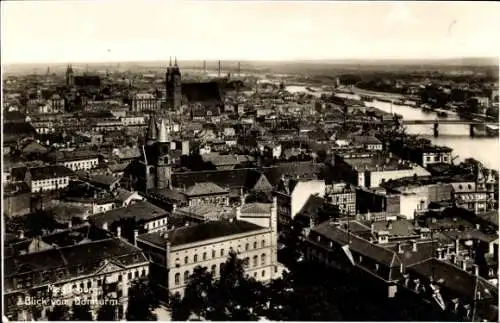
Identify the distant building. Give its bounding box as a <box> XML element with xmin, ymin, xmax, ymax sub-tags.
<box><xmin>326</xmin><ymin>182</ymin><xmax>357</xmax><ymax>216</ymax></box>
<box><xmin>10</xmin><ymin>165</ymin><xmax>73</xmax><ymax>193</ymax></box>
<box><xmin>334</xmin><ymin>152</ymin><xmax>430</xmax><ymax>188</ymax></box>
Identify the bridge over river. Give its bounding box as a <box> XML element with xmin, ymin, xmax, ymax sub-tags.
<box><xmin>344</xmin><ymin>119</ymin><xmax>499</xmax><ymax>137</ymax></box>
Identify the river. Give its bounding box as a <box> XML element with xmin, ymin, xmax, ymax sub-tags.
<box><xmin>286</xmin><ymin>86</ymin><xmax>499</xmax><ymax>169</ymax></box>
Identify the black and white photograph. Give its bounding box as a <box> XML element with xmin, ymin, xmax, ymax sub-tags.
<box><xmin>1</xmin><ymin>0</ymin><xmax>499</xmax><ymax>321</ymax></box>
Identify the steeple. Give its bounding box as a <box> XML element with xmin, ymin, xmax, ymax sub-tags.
<box><xmin>169</xmin><ymin>57</ymin><xmax>172</xmax><ymax>67</ymax></box>
<box><xmin>158</xmin><ymin>118</ymin><xmax>170</xmax><ymax>143</ymax></box>
<box><xmin>174</xmin><ymin>57</ymin><xmax>178</xmax><ymax>67</ymax></box>
<box><xmin>146</xmin><ymin>115</ymin><xmax>158</xmax><ymax>144</ymax></box>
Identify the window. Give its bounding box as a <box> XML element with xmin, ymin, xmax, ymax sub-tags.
<box><xmin>221</xmin><ymin>249</ymin><xmax>225</xmax><ymax>257</ymax></box>
<box><xmin>175</xmin><ymin>273</ymin><xmax>180</xmax><ymax>286</ymax></box>
<box><xmin>128</xmin><ymin>272</ymin><xmax>132</xmax><ymax>280</ymax></box>
<box><xmin>184</xmin><ymin>256</ymin><xmax>189</xmax><ymax>265</ymax></box>
<box><xmin>253</xmin><ymin>241</ymin><xmax>257</xmax><ymax>249</ymax></box>
<box><xmin>253</xmin><ymin>272</ymin><xmax>257</xmax><ymax>278</ymax></box>
<box><xmin>194</xmin><ymin>254</ymin><xmax>198</xmax><ymax>262</ymax></box>
<box><xmin>243</xmin><ymin>257</ymin><xmax>250</xmax><ymax>268</ymax></box>
<box><xmin>261</xmin><ymin>270</ymin><xmax>265</xmax><ymax>277</ymax></box>
<box><xmin>183</xmin><ymin>271</ymin><xmax>189</xmax><ymax>284</ymax></box>
<box><xmin>261</xmin><ymin>240</ymin><xmax>265</xmax><ymax>248</ymax></box>
<box><xmin>261</xmin><ymin>254</ymin><xmax>266</xmax><ymax>265</ymax></box>
<box><xmin>135</xmin><ymin>271</ymin><xmax>139</xmax><ymax>278</ymax></box>
<box><xmin>141</xmin><ymin>269</ymin><xmax>146</xmax><ymax>277</ymax></box>
<box><xmin>211</xmin><ymin>265</ymin><xmax>216</xmax><ymax>275</ymax></box>
<box><xmin>245</xmin><ymin>243</ymin><xmax>249</xmax><ymax>251</ymax></box>
<box><xmin>212</xmin><ymin>250</ymin><xmax>216</xmax><ymax>258</ymax></box>
<box><xmin>203</xmin><ymin>252</ymin><xmax>207</xmax><ymax>261</ymax></box>
<box><xmin>87</xmin><ymin>281</ymin><xmax>92</xmax><ymax>289</ymax></box>
<box><xmin>118</xmin><ymin>275</ymin><xmax>122</xmax><ymax>282</ymax></box>
<box><xmin>253</xmin><ymin>255</ymin><xmax>258</xmax><ymax>267</ymax></box>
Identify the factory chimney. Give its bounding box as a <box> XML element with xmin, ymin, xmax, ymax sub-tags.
<box><xmin>218</xmin><ymin>60</ymin><xmax>221</xmax><ymax>77</ymax></box>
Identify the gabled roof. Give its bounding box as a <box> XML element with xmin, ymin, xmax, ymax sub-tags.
<box><xmin>408</xmin><ymin>258</ymin><xmax>498</xmax><ymax>301</ymax></box>
<box><xmin>4</xmin><ymin>238</ymin><xmax>147</xmax><ymax>291</ymax></box>
<box><xmin>185</xmin><ymin>182</ymin><xmax>229</xmax><ymax>196</ymax></box>
<box><xmin>241</xmin><ymin>203</ymin><xmax>272</xmax><ymax>215</ymax></box>
<box><xmin>30</xmin><ymin>165</ymin><xmax>74</xmax><ymax>180</ymax></box>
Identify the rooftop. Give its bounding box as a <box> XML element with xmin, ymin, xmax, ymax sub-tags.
<box><xmin>138</xmin><ymin>220</ymin><xmax>264</xmax><ymax>247</ymax></box>
<box><xmin>88</xmin><ymin>201</ymin><xmax>168</xmax><ymax>227</ymax></box>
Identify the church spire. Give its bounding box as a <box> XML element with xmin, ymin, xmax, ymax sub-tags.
<box><xmin>146</xmin><ymin>115</ymin><xmax>158</xmax><ymax>144</ymax></box>
<box><xmin>174</xmin><ymin>57</ymin><xmax>178</xmax><ymax>67</ymax></box>
<box><xmin>158</xmin><ymin>118</ymin><xmax>170</xmax><ymax>143</ymax></box>
<box><xmin>169</xmin><ymin>56</ymin><xmax>172</xmax><ymax>67</ymax></box>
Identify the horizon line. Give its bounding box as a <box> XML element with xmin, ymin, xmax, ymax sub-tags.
<box><xmin>3</xmin><ymin>56</ymin><xmax>499</xmax><ymax>67</ymax></box>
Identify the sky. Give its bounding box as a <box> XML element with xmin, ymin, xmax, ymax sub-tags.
<box><xmin>2</xmin><ymin>0</ymin><xmax>499</xmax><ymax>64</ymax></box>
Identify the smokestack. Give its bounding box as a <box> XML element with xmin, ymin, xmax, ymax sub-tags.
<box><xmin>117</xmin><ymin>226</ymin><xmax>121</xmax><ymax>238</ymax></box>
<box><xmin>134</xmin><ymin>229</ymin><xmax>139</xmax><ymax>246</ymax></box>
<box><xmin>203</xmin><ymin>60</ymin><xmax>207</xmax><ymax>74</ymax></box>
<box><xmin>238</xmin><ymin>62</ymin><xmax>241</xmax><ymax>77</ymax></box>
<box><xmin>218</xmin><ymin>60</ymin><xmax>221</xmax><ymax>77</ymax></box>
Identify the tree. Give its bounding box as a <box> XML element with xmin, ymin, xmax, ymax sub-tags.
<box><xmin>97</xmin><ymin>303</ymin><xmax>117</xmax><ymax>321</ymax></box>
<box><xmin>71</xmin><ymin>303</ymin><xmax>93</xmax><ymax>321</ymax></box>
<box><xmin>125</xmin><ymin>278</ymin><xmax>160</xmax><ymax>321</ymax></box>
<box><xmin>47</xmin><ymin>305</ymin><xmax>70</xmax><ymax>321</ymax></box>
<box><xmin>170</xmin><ymin>252</ymin><xmax>266</xmax><ymax>321</ymax></box>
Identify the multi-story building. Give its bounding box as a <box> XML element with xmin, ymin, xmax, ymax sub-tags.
<box><xmin>136</xmin><ymin>198</ymin><xmax>279</xmax><ymax>298</ymax></box>
<box><xmin>89</xmin><ymin>200</ymin><xmax>169</xmax><ymax>235</ymax></box>
<box><xmin>326</xmin><ymin>182</ymin><xmax>357</xmax><ymax>216</ymax></box>
<box><xmin>46</xmin><ymin>150</ymin><xmax>100</xmax><ymax>172</ymax></box>
<box><xmin>275</xmin><ymin>178</ymin><xmax>326</xmax><ymax>227</ymax></box>
<box><xmin>334</xmin><ymin>152</ymin><xmax>430</xmax><ymax>188</ymax></box>
<box><xmin>386</xmin><ymin>137</ymin><xmax>453</xmax><ymax>168</ymax></box>
<box><xmin>305</xmin><ymin>219</ymin><xmax>498</xmax><ymax>321</ymax></box>
<box><xmin>131</xmin><ymin>93</ymin><xmax>160</xmax><ymax>112</ymax></box>
<box><xmin>10</xmin><ymin>165</ymin><xmax>74</xmax><ymax>193</ymax></box>
<box><xmin>4</xmin><ymin>239</ymin><xmax>149</xmax><ymax>321</ymax></box>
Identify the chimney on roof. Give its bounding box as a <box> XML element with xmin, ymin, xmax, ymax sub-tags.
<box><xmin>102</xmin><ymin>222</ymin><xmax>109</xmax><ymax>231</ymax></box>
<box><xmin>370</xmin><ymin>222</ymin><xmax>375</xmax><ymax>235</ymax></box>
<box><xmin>387</xmin><ymin>221</ymin><xmax>393</xmax><ymax>230</ymax></box>
<box><xmin>412</xmin><ymin>240</ymin><xmax>417</xmax><ymax>252</ymax></box>
<box><xmin>68</xmin><ymin>221</ymin><xmax>72</xmax><ymax>229</ymax></box>
<box><xmin>462</xmin><ymin>259</ymin><xmax>467</xmax><ymax>271</ymax></box>
<box><xmin>134</xmin><ymin>229</ymin><xmax>139</xmax><ymax>246</ymax></box>
<box><xmin>473</xmin><ymin>264</ymin><xmax>479</xmax><ymax>277</ymax></box>
<box><xmin>117</xmin><ymin>226</ymin><xmax>121</xmax><ymax>238</ymax></box>
<box><xmin>455</xmin><ymin>239</ymin><xmax>460</xmax><ymax>257</ymax></box>
<box><xmin>172</xmin><ymin>203</ymin><xmax>177</xmax><ymax>213</ymax></box>
<box><xmin>18</xmin><ymin>230</ymin><xmax>25</xmax><ymax>239</ymax></box>
<box><xmin>397</xmin><ymin>243</ymin><xmax>403</xmax><ymax>254</ymax></box>
<box><xmin>475</xmin><ymin>223</ymin><xmax>480</xmax><ymax>230</ymax></box>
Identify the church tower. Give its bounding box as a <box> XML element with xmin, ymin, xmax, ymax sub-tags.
<box><xmin>166</xmin><ymin>57</ymin><xmax>182</xmax><ymax>112</ymax></box>
<box><xmin>66</xmin><ymin>64</ymin><xmax>74</xmax><ymax>87</ymax></box>
<box><xmin>156</xmin><ymin>118</ymin><xmax>173</xmax><ymax>189</ymax></box>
